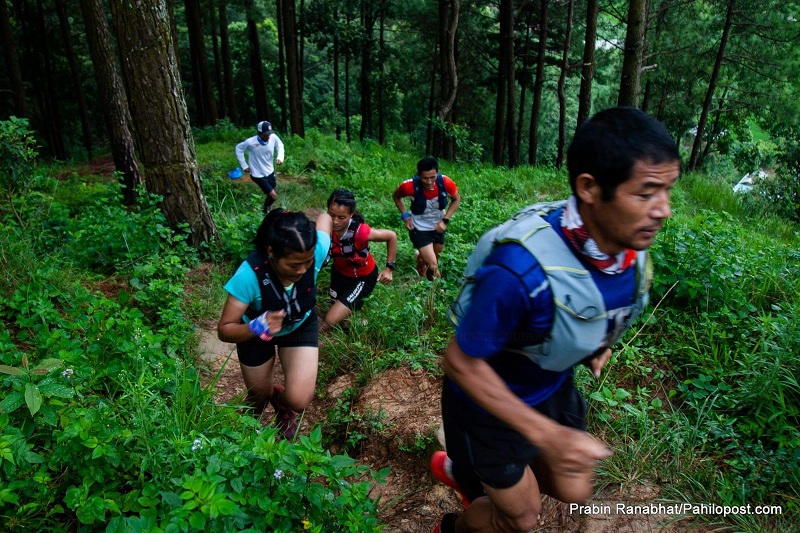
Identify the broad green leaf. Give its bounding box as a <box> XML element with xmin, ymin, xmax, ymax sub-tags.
<box><xmin>0</xmin><ymin>392</ymin><xmax>24</xmax><ymax>413</ymax></box>
<box><xmin>38</xmin><ymin>382</ymin><xmax>75</xmax><ymax>398</ymax></box>
<box><xmin>24</xmin><ymin>382</ymin><xmax>43</xmax><ymax>415</ymax></box>
<box><xmin>33</xmin><ymin>358</ymin><xmax>63</xmax><ymax>371</ymax></box>
<box><xmin>0</xmin><ymin>365</ymin><xmax>25</xmax><ymax>376</ymax></box>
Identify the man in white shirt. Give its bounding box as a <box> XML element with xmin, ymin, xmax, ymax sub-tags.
<box><xmin>235</xmin><ymin>121</ymin><xmax>285</xmax><ymax>213</ymax></box>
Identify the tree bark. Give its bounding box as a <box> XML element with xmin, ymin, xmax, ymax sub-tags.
<box><xmin>435</xmin><ymin>0</ymin><xmax>459</xmax><ymax>160</ymax></box>
<box><xmin>577</xmin><ymin>0</ymin><xmax>598</xmax><ymax>129</ymax></box>
<box><xmin>528</xmin><ymin>0</ymin><xmax>547</xmax><ymax>165</ymax></box>
<box><xmin>219</xmin><ymin>0</ymin><xmax>239</xmax><ymax>124</ymax></box>
<box><xmin>110</xmin><ymin>0</ymin><xmax>218</xmax><ymax>246</ymax></box>
<box><xmin>283</xmin><ymin>0</ymin><xmax>304</xmax><ymax>136</ymax></box>
<box><xmin>209</xmin><ymin>0</ymin><xmax>224</xmax><ymax>119</ymax></box>
<box><xmin>185</xmin><ymin>0</ymin><xmax>218</xmax><ymax>126</ymax></box>
<box><xmin>618</xmin><ymin>0</ymin><xmax>647</xmax><ymax>107</ymax></box>
<box><xmin>55</xmin><ymin>0</ymin><xmax>93</xmax><ymax>157</ymax></box>
<box><xmin>246</xmin><ymin>0</ymin><xmax>269</xmax><ymax>120</ymax></box>
<box><xmin>689</xmin><ymin>0</ymin><xmax>735</xmax><ymax>171</ymax></box>
<box><xmin>0</xmin><ymin>0</ymin><xmax>28</xmax><ymax>116</ymax></box>
<box><xmin>25</xmin><ymin>0</ymin><xmax>67</xmax><ymax>159</ymax></box>
<box><xmin>333</xmin><ymin>6</ymin><xmax>341</xmax><ymax>141</ymax></box>
<box><xmin>377</xmin><ymin>0</ymin><xmax>386</xmax><ymax>145</ymax></box>
<box><xmin>276</xmin><ymin>0</ymin><xmax>288</xmax><ymax>131</ymax></box>
<box><xmin>80</xmin><ymin>0</ymin><xmax>143</xmax><ymax>205</ymax></box>
<box><xmin>556</xmin><ymin>0</ymin><xmax>574</xmax><ymax>169</ymax></box>
<box><xmin>502</xmin><ymin>0</ymin><xmax>517</xmax><ymax>167</ymax></box>
<box><xmin>358</xmin><ymin>0</ymin><xmax>375</xmax><ymax>141</ymax></box>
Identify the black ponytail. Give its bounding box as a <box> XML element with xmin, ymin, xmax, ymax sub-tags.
<box><xmin>327</xmin><ymin>188</ymin><xmax>365</xmax><ymax>222</ymax></box>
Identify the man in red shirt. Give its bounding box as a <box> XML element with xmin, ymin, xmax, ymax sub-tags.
<box><xmin>392</xmin><ymin>156</ymin><xmax>461</xmax><ymax>280</ymax></box>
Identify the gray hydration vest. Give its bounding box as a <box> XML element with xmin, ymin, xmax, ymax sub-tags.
<box><xmin>448</xmin><ymin>201</ymin><xmax>652</xmax><ymax>372</ymax></box>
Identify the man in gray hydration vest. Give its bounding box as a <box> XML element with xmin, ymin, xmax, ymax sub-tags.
<box><xmin>430</xmin><ymin>107</ymin><xmax>681</xmax><ymax>533</ymax></box>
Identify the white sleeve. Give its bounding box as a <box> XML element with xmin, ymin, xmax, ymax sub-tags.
<box><xmin>235</xmin><ymin>140</ymin><xmax>249</xmax><ymax>169</ymax></box>
<box><xmin>275</xmin><ymin>136</ymin><xmax>285</xmax><ymax>162</ymax></box>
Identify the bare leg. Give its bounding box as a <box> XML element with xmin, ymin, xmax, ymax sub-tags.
<box><xmin>324</xmin><ymin>300</ymin><xmax>352</xmax><ymax>327</ymax></box>
<box><xmin>418</xmin><ymin>243</ymin><xmax>439</xmax><ymax>279</ymax></box>
<box><xmin>238</xmin><ymin>355</ymin><xmax>277</xmax><ymax>415</ymax></box>
<box><xmin>455</xmin><ymin>467</ymin><xmax>542</xmax><ymax>533</ymax></box>
<box><xmin>276</xmin><ymin>346</ymin><xmax>319</xmax><ymax>411</ymax></box>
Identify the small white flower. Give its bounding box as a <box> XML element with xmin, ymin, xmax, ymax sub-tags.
<box><xmin>191</xmin><ymin>438</ymin><xmax>203</xmax><ymax>451</ymax></box>
<box><xmin>273</xmin><ymin>469</ymin><xmax>283</xmax><ymax>480</ymax></box>
<box><xmin>61</xmin><ymin>368</ymin><xmax>74</xmax><ymax>379</ymax></box>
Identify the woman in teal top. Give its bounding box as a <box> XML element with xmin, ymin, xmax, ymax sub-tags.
<box><xmin>218</xmin><ymin>209</ymin><xmax>332</xmax><ymax>439</ymax></box>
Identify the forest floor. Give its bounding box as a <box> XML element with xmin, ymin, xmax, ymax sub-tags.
<box><xmin>197</xmin><ymin>323</ymin><xmax>708</xmax><ymax>533</ymax></box>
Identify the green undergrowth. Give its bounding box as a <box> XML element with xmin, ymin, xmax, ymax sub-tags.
<box><xmin>2</xmin><ymin>123</ymin><xmax>799</xmax><ymax>531</ymax></box>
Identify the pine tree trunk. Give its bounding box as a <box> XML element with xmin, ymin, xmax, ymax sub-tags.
<box><xmin>358</xmin><ymin>0</ymin><xmax>375</xmax><ymax>141</ymax></box>
<box><xmin>528</xmin><ymin>0</ymin><xmax>547</xmax><ymax>165</ymax></box>
<box><xmin>219</xmin><ymin>0</ymin><xmax>239</xmax><ymax>124</ymax></box>
<box><xmin>110</xmin><ymin>0</ymin><xmax>218</xmax><ymax>246</ymax></box>
<box><xmin>283</xmin><ymin>0</ymin><xmax>304</xmax><ymax>136</ymax></box>
<box><xmin>55</xmin><ymin>0</ymin><xmax>93</xmax><ymax>157</ymax></box>
<box><xmin>185</xmin><ymin>0</ymin><xmax>218</xmax><ymax>126</ymax></box>
<box><xmin>80</xmin><ymin>0</ymin><xmax>143</xmax><ymax>205</ymax></box>
<box><xmin>689</xmin><ymin>0</ymin><xmax>735</xmax><ymax>171</ymax></box>
<box><xmin>502</xmin><ymin>0</ymin><xmax>517</xmax><ymax>167</ymax></box>
<box><xmin>246</xmin><ymin>0</ymin><xmax>269</xmax><ymax>120</ymax></box>
<box><xmin>577</xmin><ymin>0</ymin><xmax>598</xmax><ymax>129</ymax></box>
<box><xmin>209</xmin><ymin>0</ymin><xmax>225</xmax><ymax>119</ymax></box>
<box><xmin>556</xmin><ymin>0</ymin><xmax>574</xmax><ymax>169</ymax></box>
<box><xmin>276</xmin><ymin>0</ymin><xmax>288</xmax><ymax>130</ymax></box>
<box><xmin>617</xmin><ymin>0</ymin><xmax>647</xmax><ymax>107</ymax></box>
<box><xmin>333</xmin><ymin>6</ymin><xmax>341</xmax><ymax>141</ymax></box>
<box><xmin>378</xmin><ymin>0</ymin><xmax>386</xmax><ymax>145</ymax></box>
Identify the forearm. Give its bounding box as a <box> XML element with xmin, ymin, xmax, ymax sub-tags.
<box><xmin>392</xmin><ymin>195</ymin><xmax>406</xmax><ymax>214</ymax></box>
<box><xmin>444</xmin><ymin>194</ymin><xmax>461</xmax><ymax>219</ymax></box>
<box><xmin>218</xmin><ymin>321</ymin><xmax>255</xmax><ymax>344</ymax></box>
<box><xmin>386</xmin><ymin>233</ymin><xmax>398</xmax><ymax>262</ymax></box>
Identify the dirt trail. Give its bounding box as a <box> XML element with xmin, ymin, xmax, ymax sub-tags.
<box><xmin>197</xmin><ymin>327</ymin><xmax>704</xmax><ymax>533</ymax></box>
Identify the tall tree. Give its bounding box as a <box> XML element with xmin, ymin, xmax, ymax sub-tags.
<box><xmin>493</xmin><ymin>0</ymin><xmax>516</xmax><ymax>166</ymax></box>
<box><xmin>556</xmin><ymin>0</ymin><xmax>574</xmax><ymax>169</ymax></box>
<box><xmin>208</xmin><ymin>0</ymin><xmax>224</xmax><ymax>119</ymax></box>
<box><xmin>377</xmin><ymin>0</ymin><xmax>386</xmax><ymax>145</ymax></box>
<box><xmin>358</xmin><ymin>0</ymin><xmax>376</xmax><ymax>141</ymax></box>
<box><xmin>528</xmin><ymin>0</ymin><xmax>547</xmax><ymax>165</ymax></box>
<box><xmin>0</xmin><ymin>0</ymin><xmax>28</xmax><ymax>117</ymax></box>
<box><xmin>218</xmin><ymin>0</ymin><xmax>239</xmax><ymax>124</ymax></box>
<box><xmin>433</xmin><ymin>0</ymin><xmax>459</xmax><ymax>159</ymax></box>
<box><xmin>185</xmin><ymin>0</ymin><xmax>218</xmax><ymax>126</ymax></box>
<box><xmin>618</xmin><ymin>0</ymin><xmax>648</xmax><ymax>107</ymax></box>
<box><xmin>276</xmin><ymin>0</ymin><xmax>288</xmax><ymax>131</ymax></box>
<box><xmin>80</xmin><ymin>0</ymin><xmax>143</xmax><ymax>205</ymax></box>
<box><xmin>333</xmin><ymin>5</ymin><xmax>341</xmax><ymax>140</ymax></box>
<box><xmin>110</xmin><ymin>0</ymin><xmax>218</xmax><ymax>245</ymax></box>
<box><xmin>576</xmin><ymin>0</ymin><xmax>599</xmax><ymax>128</ymax></box>
<box><xmin>283</xmin><ymin>0</ymin><xmax>304</xmax><ymax>135</ymax></box>
<box><xmin>55</xmin><ymin>0</ymin><xmax>93</xmax><ymax>157</ymax></box>
<box><xmin>20</xmin><ymin>0</ymin><xmax>67</xmax><ymax>159</ymax></box>
<box><xmin>689</xmin><ymin>0</ymin><xmax>734</xmax><ymax>171</ymax></box>
<box><xmin>246</xmin><ymin>0</ymin><xmax>270</xmax><ymax>120</ymax></box>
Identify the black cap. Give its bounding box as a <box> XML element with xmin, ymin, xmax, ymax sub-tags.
<box><xmin>257</xmin><ymin>121</ymin><xmax>272</xmax><ymax>133</ymax></box>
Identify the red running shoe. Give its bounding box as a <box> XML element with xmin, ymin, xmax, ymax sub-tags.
<box><xmin>430</xmin><ymin>451</ymin><xmax>470</xmax><ymax>508</ymax></box>
<box><xmin>270</xmin><ymin>384</ymin><xmax>298</xmax><ymax>439</ymax></box>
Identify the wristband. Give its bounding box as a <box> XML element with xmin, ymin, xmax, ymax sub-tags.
<box><xmin>248</xmin><ymin>312</ymin><xmax>273</xmax><ymax>341</ymax></box>
<box><xmin>400</xmin><ymin>212</ymin><xmax>412</xmax><ymax>221</ymax></box>
<box><xmin>442</xmin><ymin>218</ymin><xmax>450</xmax><ymax>225</ymax></box>
<box><xmin>385</xmin><ymin>261</ymin><xmax>397</xmax><ymax>271</ymax></box>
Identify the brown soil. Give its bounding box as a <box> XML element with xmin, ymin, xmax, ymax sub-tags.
<box><xmin>197</xmin><ymin>327</ymin><xmax>706</xmax><ymax>533</ymax></box>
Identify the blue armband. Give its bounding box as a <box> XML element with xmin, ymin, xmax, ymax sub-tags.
<box><xmin>400</xmin><ymin>212</ymin><xmax>412</xmax><ymax>221</ymax></box>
